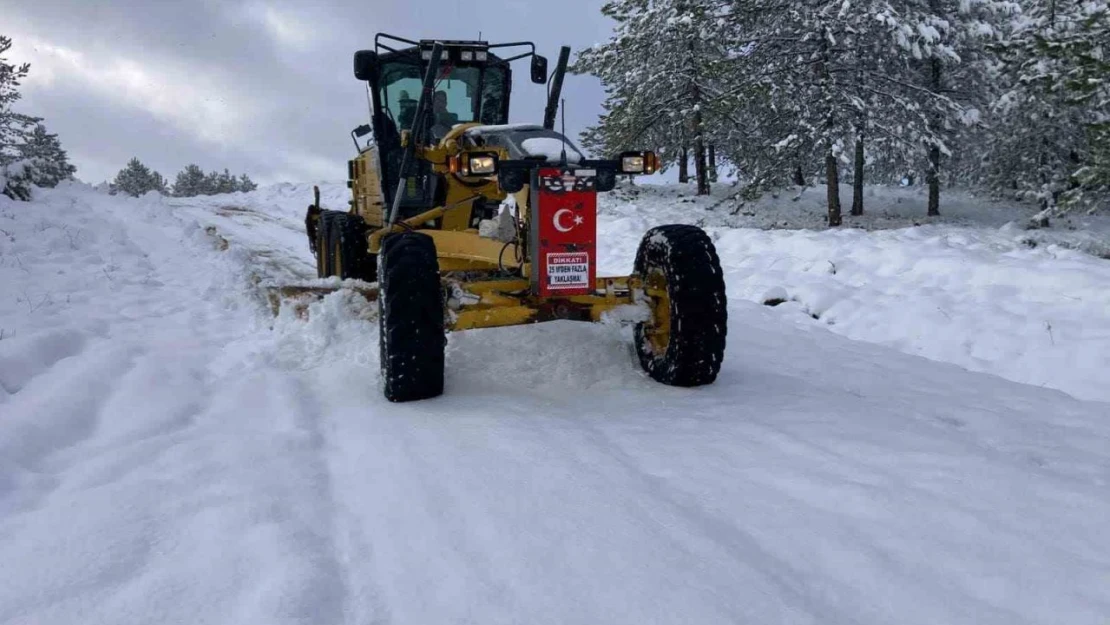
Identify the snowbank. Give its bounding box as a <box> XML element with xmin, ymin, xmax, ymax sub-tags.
<box><xmin>598</xmin><ymin>184</ymin><xmax>1110</xmax><ymax>402</ymax></box>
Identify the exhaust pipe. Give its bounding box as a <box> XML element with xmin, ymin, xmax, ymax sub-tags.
<box><xmin>543</xmin><ymin>46</ymin><xmax>571</xmax><ymax>131</ymax></box>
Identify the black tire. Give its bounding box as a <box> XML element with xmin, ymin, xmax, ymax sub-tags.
<box><xmin>379</xmin><ymin>232</ymin><xmax>445</xmax><ymax>402</ymax></box>
<box><xmin>316</xmin><ymin>211</ymin><xmax>342</xmax><ymax>278</ymax></box>
<box><xmin>332</xmin><ymin>215</ymin><xmax>378</xmax><ymax>282</ymax></box>
<box><xmin>633</xmin><ymin>224</ymin><xmax>727</xmax><ymax>386</ymax></box>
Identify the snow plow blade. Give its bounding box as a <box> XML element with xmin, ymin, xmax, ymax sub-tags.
<box><xmin>264</xmin><ymin>282</ymin><xmax>379</xmax><ymax>317</ymax></box>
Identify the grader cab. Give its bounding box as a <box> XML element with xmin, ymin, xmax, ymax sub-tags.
<box><xmin>305</xmin><ymin>34</ymin><xmax>728</xmax><ymax>402</ymax></box>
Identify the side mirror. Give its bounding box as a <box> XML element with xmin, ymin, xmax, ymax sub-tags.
<box><xmin>354</xmin><ymin>50</ymin><xmax>378</xmax><ymax>81</ymax></box>
<box><xmin>350</xmin><ymin>124</ymin><xmax>373</xmax><ymax>151</ymax></box>
<box><xmin>530</xmin><ymin>55</ymin><xmax>549</xmax><ymax>84</ymax></box>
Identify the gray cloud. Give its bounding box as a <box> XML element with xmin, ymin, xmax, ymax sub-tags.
<box><xmin>5</xmin><ymin>0</ymin><xmax>613</xmax><ymax>185</ymax></box>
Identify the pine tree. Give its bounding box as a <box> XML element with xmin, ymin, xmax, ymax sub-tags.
<box><xmin>17</xmin><ymin>124</ymin><xmax>76</xmax><ymax>187</ymax></box>
<box><xmin>990</xmin><ymin>0</ymin><xmax>1109</xmax><ymax>216</ymax></box>
<box><xmin>898</xmin><ymin>0</ymin><xmax>1015</xmax><ymax>215</ymax></box>
<box><xmin>112</xmin><ymin>158</ymin><xmax>167</xmax><ymax>197</ymax></box>
<box><xmin>216</xmin><ymin>168</ymin><xmax>236</xmax><ymax>194</ymax></box>
<box><xmin>573</xmin><ymin>0</ymin><xmax>732</xmax><ymax>195</ymax></box>
<box><xmin>1</xmin><ymin>35</ymin><xmax>38</xmax><ymax>156</ymax></box>
<box><xmin>172</xmin><ymin>164</ymin><xmax>207</xmax><ymax>197</ymax></box>
<box><xmin>201</xmin><ymin>170</ymin><xmax>221</xmax><ymax>195</ymax></box>
<box><xmin>721</xmin><ymin>0</ymin><xmax>938</xmax><ymax>224</ymax></box>
<box><xmin>2</xmin><ymin>35</ymin><xmax>54</xmax><ymax>201</ymax></box>
<box><xmin>237</xmin><ymin>173</ymin><xmax>257</xmax><ymax>192</ymax></box>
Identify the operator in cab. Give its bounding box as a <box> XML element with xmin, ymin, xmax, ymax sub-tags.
<box><xmin>431</xmin><ymin>91</ymin><xmax>459</xmax><ymax>140</ymax></box>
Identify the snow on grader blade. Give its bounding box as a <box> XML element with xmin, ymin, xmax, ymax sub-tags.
<box><xmin>300</xmin><ymin>34</ymin><xmax>727</xmax><ymax>402</ymax></box>
<box><xmin>264</xmin><ymin>280</ymin><xmax>378</xmax><ymax>318</ymax></box>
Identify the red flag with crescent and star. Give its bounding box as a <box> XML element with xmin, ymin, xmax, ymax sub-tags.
<box><xmin>533</xmin><ymin>167</ymin><xmax>597</xmax><ymax>297</ymax></box>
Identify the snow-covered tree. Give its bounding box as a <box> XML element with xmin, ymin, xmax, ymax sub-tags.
<box><xmin>238</xmin><ymin>173</ymin><xmax>257</xmax><ymax>192</ymax></box>
<box><xmin>112</xmin><ymin>158</ymin><xmax>168</xmax><ymax>197</ymax></box>
<box><xmin>573</xmin><ymin>0</ymin><xmax>733</xmax><ymax>195</ymax></box>
<box><xmin>898</xmin><ymin>0</ymin><xmax>1016</xmax><ymax>215</ymax></box>
<box><xmin>988</xmin><ymin>0</ymin><xmax>1109</xmax><ymax>216</ymax></box>
<box><xmin>202</xmin><ymin>170</ymin><xmax>221</xmax><ymax>195</ymax></box>
<box><xmin>0</xmin><ymin>35</ymin><xmax>37</xmax><ymax>152</ymax></box>
<box><xmin>720</xmin><ymin>0</ymin><xmax>936</xmax><ymax>222</ymax></box>
<box><xmin>172</xmin><ymin>165</ymin><xmax>258</xmax><ymax>196</ymax></box>
<box><xmin>16</xmin><ymin>124</ymin><xmax>76</xmax><ymax>187</ymax></box>
<box><xmin>1</xmin><ymin>36</ymin><xmax>78</xmax><ymax>200</ymax></box>
<box><xmin>172</xmin><ymin>164</ymin><xmax>206</xmax><ymax>197</ymax></box>
<box><xmin>215</xmin><ymin>169</ymin><xmax>237</xmax><ymax>194</ymax></box>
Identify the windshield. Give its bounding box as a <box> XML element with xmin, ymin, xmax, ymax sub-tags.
<box><xmin>381</xmin><ymin>65</ymin><xmax>478</xmax><ymax>128</ymax></box>
<box><xmin>378</xmin><ymin>60</ymin><xmax>508</xmax><ymax>135</ymax></box>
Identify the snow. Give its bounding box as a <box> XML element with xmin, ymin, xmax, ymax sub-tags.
<box><xmin>464</xmin><ymin>123</ymin><xmax>545</xmax><ymax>136</ymax></box>
<box><xmin>520</xmin><ymin>137</ymin><xmax>584</xmax><ymax>163</ymax></box>
<box><xmin>2</xmin><ymin>182</ymin><xmax>1110</xmax><ymax>625</ymax></box>
<box><xmin>599</xmin><ymin>183</ymin><xmax>1110</xmax><ymax>402</ymax></box>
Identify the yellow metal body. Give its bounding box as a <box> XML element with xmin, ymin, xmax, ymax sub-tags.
<box><xmin>336</xmin><ymin>123</ymin><xmax>660</xmax><ymax>334</ymax></box>
<box><xmin>445</xmin><ymin>276</ymin><xmax>658</xmax><ymax>332</ymax></box>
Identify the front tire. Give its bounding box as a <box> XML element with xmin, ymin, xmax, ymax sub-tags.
<box><xmin>379</xmin><ymin>232</ymin><xmax>445</xmax><ymax>402</ymax></box>
<box><xmin>633</xmin><ymin>225</ymin><xmax>727</xmax><ymax>386</ymax></box>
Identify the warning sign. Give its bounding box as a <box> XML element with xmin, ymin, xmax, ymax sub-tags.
<box><xmin>546</xmin><ymin>252</ymin><xmax>590</xmax><ymax>290</ymax></box>
<box><xmin>532</xmin><ymin>167</ymin><xmax>597</xmax><ymax>297</ymax></box>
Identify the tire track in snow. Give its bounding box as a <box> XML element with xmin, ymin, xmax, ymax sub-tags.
<box><xmin>543</xmin><ymin>412</ymin><xmax>845</xmax><ymax>625</ymax></box>
<box><xmin>284</xmin><ymin>372</ymin><xmax>394</xmax><ymax>625</ymax></box>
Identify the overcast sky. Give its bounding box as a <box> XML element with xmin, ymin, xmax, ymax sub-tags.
<box><xmin>4</xmin><ymin>0</ymin><xmax>615</xmax><ymax>184</ymax></box>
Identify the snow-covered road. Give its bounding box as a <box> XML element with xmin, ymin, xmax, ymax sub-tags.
<box><xmin>1</xmin><ymin>184</ymin><xmax>1108</xmax><ymax>625</ymax></box>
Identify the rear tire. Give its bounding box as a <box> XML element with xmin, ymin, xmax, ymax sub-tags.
<box><xmin>379</xmin><ymin>232</ymin><xmax>445</xmax><ymax>402</ymax></box>
<box><xmin>633</xmin><ymin>224</ymin><xmax>727</xmax><ymax>386</ymax></box>
<box><xmin>333</xmin><ymin>215</ymin><xmax>377</xmax><ymax>282</ymax></box>
<box><xmin>316</xmin><ymin>211</ymin><xmax>342</xmax><ymax>278</ymax></box>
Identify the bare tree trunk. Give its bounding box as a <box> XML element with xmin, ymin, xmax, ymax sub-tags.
<box><xmin>678</xmin><ymin>147</ymin><xmax>689</xmax><ymax>184</ymax></box>
<box><xmin>694</xmin><ymin>138</ymin><xmax>710</xmax><ymax>196</ymax></box>
<box><xmin>708</xmin><ymin>144</ymin><xmax>718</xmax><ymax>182</ymax></box>
<box><xmin>793</xmin><ymin>166</ymin><xmax>805</xmax><ymax>186</ymax></box>
<box><xmin>826</xmin><ymin>151</ymin><xmax>842</xmax><ymax>226</ymax></box>
<box><xmin>925</xmin><ymin>48</ymin><xmax>943</xmax><ymax>216</ymax></box>
<box><xmin>818</xmin><ymin>25</ymin><xmax>840</xmax><ymax>226</ymax></box>
<box><xmin>693</xmin><ymin>108</ymin><xmax>710</xmax><ymax>196</ymax></box>
<box><xmin>851</xmin><ymin>131</ymin><xmax>865</xmax><ymax>216</ymax></box>
<box><xmin>927</xmin><ymin>145</ymin><xmax>941</xmax><ymax>216</ymax></box>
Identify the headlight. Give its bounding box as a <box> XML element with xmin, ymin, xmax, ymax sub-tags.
<box><xmin>621</xmin><ymin>155</ymin><xmax>645</xmax><ymax>174</ymax></box>
<box><xmin>475</xmin><ymin>50</ymin><xmax>488</xmax><ymax>61</ymax></box>
<box><xmin>468</xmin><ymin>155</ymin><xmax>498</xmax><ymax>175</ymax></box>
<box><xmin>460</xmin><ymin>50</ymin><xmax>474</xmax><ymax>62</ymax></box>
<box><xmin>421</xmin><ymin>49</ymin><xmax>432</xmax><ymax>61</ymax></box>
<box><xmin>619</xmin><ymin>151</ymin><xmax>659</xmax><ymax>175</ymax></box>
<box><xmin>452</xmin><ymin>152</ymin><xmax>499</xmax><ymax>176</ymax></box>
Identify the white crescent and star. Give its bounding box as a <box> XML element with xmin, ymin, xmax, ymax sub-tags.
<box><xmin>553</xmin><ymin>209</ymin><xmax>585</xmax><ymax>233</ymax></box>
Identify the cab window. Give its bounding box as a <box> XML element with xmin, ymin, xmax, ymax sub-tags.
<box><xmin>380</xmin><ymin>64</ymin><xmax>482</xmax><ymax>131</ymax></box>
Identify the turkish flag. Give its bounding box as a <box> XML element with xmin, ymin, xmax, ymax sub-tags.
<box><xmin>532</xmin><ymin>167</ymin><xmax>597</xmax><ymax>297</ymax></box>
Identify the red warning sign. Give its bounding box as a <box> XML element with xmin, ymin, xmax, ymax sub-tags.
<box><xmin>531</xmin><ymin>167</ymin><xmax>597</xmax><ymax>297</ymax></box>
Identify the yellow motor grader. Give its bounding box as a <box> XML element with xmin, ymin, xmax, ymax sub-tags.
<box><xmin>305</xmin><ymin>34</ymin><xmax>727</xmax><ymax>402</ymax></box>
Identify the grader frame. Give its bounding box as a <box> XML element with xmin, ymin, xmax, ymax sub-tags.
<box><xmin>292</xmin><ymin>35</ymin><xmax>726</xmax><ymax>402</ymax></box>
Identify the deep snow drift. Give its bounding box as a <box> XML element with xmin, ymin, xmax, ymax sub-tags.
<box><xmin>1</xmin><ymin>182</ymin><xmax>1108</xmax><ymax>625</ymax></box>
